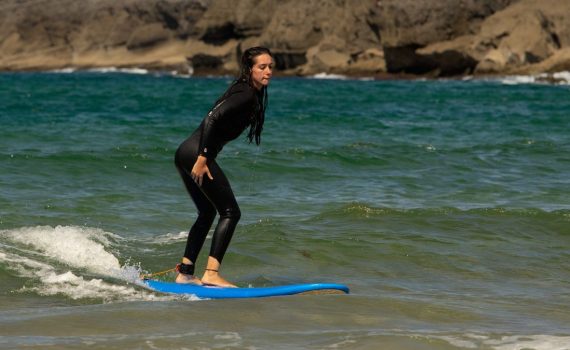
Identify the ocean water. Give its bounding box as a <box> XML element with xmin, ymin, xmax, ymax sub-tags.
<box><xmin>1</xmin><ymin>71</ymin><xmax>570</xmax><ymax>349</ymax></box>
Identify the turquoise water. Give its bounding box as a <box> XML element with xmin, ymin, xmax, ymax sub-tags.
<box><xmin>1</xmin><ymin>72</ymin><xmax>570</xmax><ymax>349</ymax></box>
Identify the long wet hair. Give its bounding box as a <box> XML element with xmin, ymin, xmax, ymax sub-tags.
<box><xmin>212</xmin><ymin>47</ymin><xmax>271</xmax><ymax>145</ymax></box>
<box><xmin>239</xmin><ymin>46</ymin><xmax>271</xmax><ymax>145</ymax></box>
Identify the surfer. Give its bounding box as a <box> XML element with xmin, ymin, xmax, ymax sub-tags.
<box><xmin>173</xmin><ymin>47</ymin><xmax>273</xmax><ymax>287</ymax></box>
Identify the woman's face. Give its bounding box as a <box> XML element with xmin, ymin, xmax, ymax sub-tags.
<box><xmin>250</xmin><ymin>54</ymin><xmax>273</xmax><ymax>90</ymax></box>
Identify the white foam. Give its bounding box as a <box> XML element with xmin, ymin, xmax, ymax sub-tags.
<box><xmin>148</xmin><ymin>231</ymin><xmax>188</xmax><ymax>244</ymax></box>
<box><xmin>86</xmin><ymin>67</ymin><xmax>149</xmax><ymax>75</ymax></box>
<box><xmin>50</xmin><ymin>68</ymin><xmax>76</xmax><ymax>73</ymax></box>
<box><xmin>488</xmin><ymin>335</ymin><xmax>570</xmax><ymax>350</ymax></box>
<box><xmin>3</xmin><ymin>225</ymin><xmax>122</xmax><ymax>276</ymax></box>
<box><xmin>309</xmin><ymin>72</ymin><xmax>374</xmax><ymax>81</ymax></box>
<box><xmin>143</xmin><ymin>230</ymin><xmax>213</xmax><ymax>245</ymax></box>
<box><xmin>311</xmin><ymin>72</ymin><xmax>349</xmax><ymax>80</ymax></box>
<box><xmin>0</xmin><ymin>226</ymin><xmax>199</xmax><ymax>302</ymax></box>
<box><xmin>552</xmin><ymin>71</ymin><xmax>570</xmax><ymax>83</ymax></box>
<box><xmin>0</xmin><ymin>250</ymin><xmax>54</xmax><ymax>278</ymax></box>
<box><xmin>46</xmin><ymin>66</ymin><xmax>196</xmax><ymax>77</ymax></box>
<box><xmin>501</xmin><ymin>75</ymin><xmax>538</xmax><ymax>85</ymax></box>
<box><xmin>500</xmin><ymin>71</ymin><xmax>570</xmax><ymax>85</ymax></box>
<box><xmin>433</xmin><ymin>333</ymin><xmax>570</xmax><ymax>350</ymax></box>
<box><xmin>170</xmin><ymin>65</ymin><xmax>194</xmax><ymax>78</ymax></box>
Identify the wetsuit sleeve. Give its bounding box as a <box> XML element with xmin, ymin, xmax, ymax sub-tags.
<box><xmin>199</xmin><ymin>87</ymin><xmax>256</xmax><ymax>159</ymax></box>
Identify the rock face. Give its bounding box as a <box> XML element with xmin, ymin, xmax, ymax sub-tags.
<box><xmin>0</xmin><ymin>0</ymin><xmax>209</xmax><ymax>73</ymax></box>
<box><xmin>377</xmin><ymin>0</ymin><xmax>519</xmax><ymax>75</ymax></box>
<box><xmin>0</xmin><ymin>0</ymin><xmax>569</xmax><ymax>77</ymax></box>
<box><xmin>405</xmin><ymin>0</ymin><xmax>570</xmax><ymax>76</ymax></box>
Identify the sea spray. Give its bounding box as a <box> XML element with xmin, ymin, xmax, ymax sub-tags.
<box><xmin>3</xmin><ymin>226</ymin><xmax>122</xmax><ymax>276</ymax></box>
<box><xmin>0</xmin><ymin>226</ymin><xmax>194</xmax><ymax>302</ymax></box>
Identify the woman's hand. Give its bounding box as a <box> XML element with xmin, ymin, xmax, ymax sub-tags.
<box><xmin>191</xmin><ymin>155</ymin><xmax>213</xmax><ymax>186</ymax></box>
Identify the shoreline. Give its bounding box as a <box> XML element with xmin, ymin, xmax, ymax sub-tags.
<box><xmin>3</xmin><ymin>66</ymin><xmax>570</xmax><ymax>85</ymax></box>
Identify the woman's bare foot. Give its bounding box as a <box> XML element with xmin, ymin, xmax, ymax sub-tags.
<box><xmin>175</xmin><ymin>273</ymin><xmax>203</xmax><ymax>285</ymax></box>
<box><xmin>201</xmin><ymin>269</ymin><xmax>237</xmax><ymax>288</ymax></box>
<box><xmin>175</xmin><ymin>258</ymin><xmax>201</xmax><ymax>284</ymax></box>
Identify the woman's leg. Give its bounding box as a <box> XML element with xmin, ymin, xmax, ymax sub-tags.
<box><xmin>198</xmin><ymin>160</ymin><xmax>241</xmax><ymax>287</ymax></box>
<box><xmin>177</xmin><ymin>166</ymin><xmax>217</xmax><ymax>263</ymax></box>
<box><xmin>176</xmin><ymin>165</ymin><xmax>216</xmax><ymax>284</ymax></box>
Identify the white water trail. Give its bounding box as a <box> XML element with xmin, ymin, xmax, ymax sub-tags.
<box><xmin>0</xmin><ymin>226</ymin><xmax>196</xmax><ymax>302</ymax></box>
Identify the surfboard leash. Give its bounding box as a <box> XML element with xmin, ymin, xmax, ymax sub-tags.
<box><xmin>139</xmin><ymin>266</ymin><xmax>177</xmax><ymax>280</ymax></box>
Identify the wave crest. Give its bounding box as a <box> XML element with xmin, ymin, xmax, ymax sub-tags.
<box><xmin>0</xmin><ymin>225</ymin><xmax>193</xmax><ymax>302</ymax></box>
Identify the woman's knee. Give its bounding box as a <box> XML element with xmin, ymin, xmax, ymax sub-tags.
<box><xmin>197</xmin><ymin>207</ymin><xmax>217</xmax><ymax>224</ymax></box>
<box><xmin>219</xmin><ymin>206</ymin><xmax>241</xmax><ymax>222</ymax></box>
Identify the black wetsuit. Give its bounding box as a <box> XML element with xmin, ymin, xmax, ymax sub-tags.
<box><xmin>174</xmin><ymin>80</ymin><xmax>259</xmax><ymax>264</ymax></box>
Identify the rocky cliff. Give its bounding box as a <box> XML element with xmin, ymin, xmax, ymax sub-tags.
<box><xmin>1</xmin><ymin>0</ymin><xmax>569</xmax><ymax>77</ymax></box>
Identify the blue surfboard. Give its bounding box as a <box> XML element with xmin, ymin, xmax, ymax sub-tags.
<box><xmin>141</xmin><ymin>279</ymin><xmax>349</xmax><ymax>299</ymax></box>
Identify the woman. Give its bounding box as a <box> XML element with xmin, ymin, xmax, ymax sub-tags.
<box><xmin>174</xmin><ymin>47</ymin><xmax>273</xmax><ymax>287</ymax></box>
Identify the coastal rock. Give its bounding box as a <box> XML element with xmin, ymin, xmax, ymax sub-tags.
<box><xmin>377</xmin><ymin>0</ymin><xmax>519</xmax><ymax>75</ymax></box>
<box><xmin>195</xmin><ymin>0</ymin><xmax>277</xmax><ymax>44</ymax></box>
<box><xmin>378</xmin><ymin>0</ymin><xmax>520</xmax><ymax>46</ymax></box>
<box><xmin>255</xmin><ymin>0</ymin><xmax>381</xmax><ymax>74</ymax></box>
<box><xmin>474</xmin><ymin>0</ymin><xmax>570</xmax><ymax>74</ymax></box>
<box><xmin>348</xmin><ymin>48</ymin><xmax>386</xmax><ymax>75</ymax></box>
<box><xmin>0</xmin><ymin>0</ymin><xmax>208</xmax><ymax>71</ymax></box>
<box><xmin>476</xmin><ymin>49</ymin><xmax>510</xmax><ymax>73</ymax></box>
<box><xmin>515</xmin><ymin>48</ymin><xmax>570</xmax><ymax>75</ymax></box>
<box><xmin>126</xmin><ymin>23</ymin><xmax>172</xmax><ymax>50</ymax></box>
<box><xmin>379</xmin><ymin>0</ymin><xmax>570</xmax><ymax>76</ymax></box>
<box><xmin>1</xmin><ymin>0</ymin><xmax>570</xmax><ymax>77</ymax></box>
<box><xmin>186</xmin><ymin>38</ymin><xmax>239</xmax><ymax>74</ymax></box>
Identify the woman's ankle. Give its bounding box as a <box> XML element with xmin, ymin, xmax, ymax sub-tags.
<box><xmin>177</xmin><ymin>261</ymin><xmax>195</xmax><ymax>276</ymax></box>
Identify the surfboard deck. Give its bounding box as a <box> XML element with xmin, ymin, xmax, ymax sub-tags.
<box><xmin>141</xmin><ymin>279</ymin><xmax>349</xmax><ymax>299</ymax></box>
